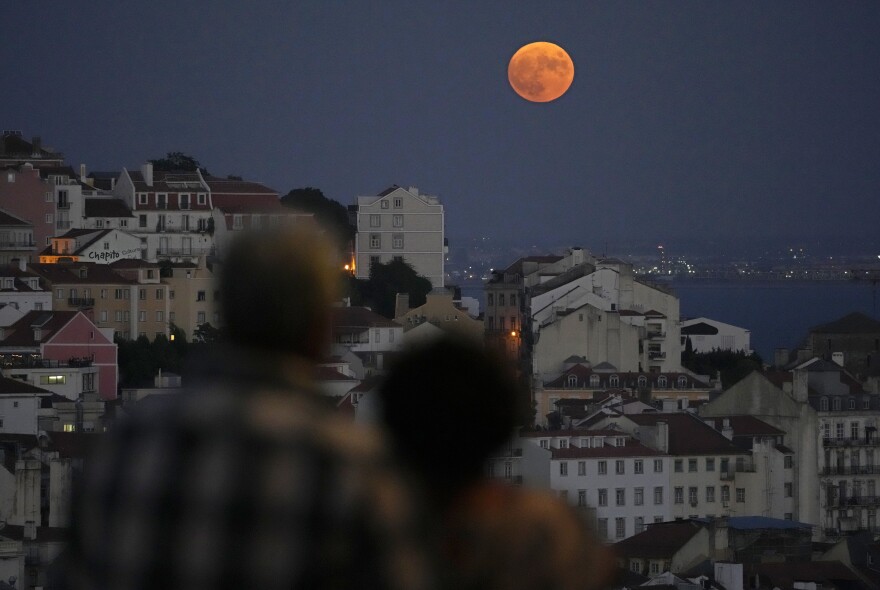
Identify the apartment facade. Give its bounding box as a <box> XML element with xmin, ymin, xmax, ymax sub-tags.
<box><xmin>353</xmin><ymin>185</ymin><xmax>445</xmax><ymax>287</ymax></box>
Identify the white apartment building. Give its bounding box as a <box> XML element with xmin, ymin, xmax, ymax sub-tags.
<box><xmin>681</xmin><ymin>316</ymin><xmax>752</xmax><ymax>354</ymax></box>
<box><xmin>331</xmin><ymin>306</ymin><xmax>404</xmax><ymax>377</ymax></box>
<box><xmin>530</xmin><ymin>259</ymin><xmax>681</xmax><ymax>381</ymax></box>
<box><xmin>353</xmin><ymin>185</ymin><xmax>445</xmax><ymax>288</ymax></box>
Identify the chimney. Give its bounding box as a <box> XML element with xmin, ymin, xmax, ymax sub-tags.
<box><xmin>142</xmin><ymin>162</ymin><xmax>154</xmax><ymax>187</ymax></box>
<box><xmin>394</xmin><ymin>293</ymin><xmax>410</xmax><ymax>319</ymax></box>
<box><xmin>792</xmin><ymin>368</ymin><xmax>809</xmax><ymax>403</ymax></box>
<box><xmin>31</xmin><ymin>137</ymin><xmax>42</xmax><ymax>157</ymax></box>
<box><xmin>774</xmin><ymin>348</ymin><xmax>789</xmax><ymax>369</ymax></box>
<box><xmin>79</xmin><ymin>163</ymin><xmax>87</xmax><ymax>183</ymax></box>
<box><xmin>721</xmin><ymin>418</ymin><xmax>734</xmax><ymax>440</ymax></box>
<box><xmin>832</xmin><ymin>352</ymin><xmax>844</xmax><ymax>367</ymax></box>
<box><xmin>657</xmin><ymin>421</ymin><xmax>669</xmax><ymax>453</ymax></box>
<box><xmin>407</xmin><ymin>186</ymin><xmax>419</xmax><ymax>196</ymax></box>
<box><xmin>24</xmin><ymin>520</ymin><xmax>36</xmax><ymax>541</ymax></box>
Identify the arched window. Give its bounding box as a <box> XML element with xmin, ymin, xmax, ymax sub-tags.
<box><xmin>677</xmin><ymin>376</ymin><xmax>688</xmax><ymax>389</ymax></box>
<box><xmin>609</xmin><ymin>375</ymin><xmax>619</xmax><ymax>388</ymax></box>
<box><xmin>638</xmin><ymin>375</ymin><xmax>648</xmax><ymax>389</ymax></box>
<box><xmin>567</xmin><ymin>374</ymin><xmax>578</xmax><ymax>388</ymax></box>
<box><xmin>658</xmin><ymin>375</ymin><xmax>668</xmax><ymax>388</ymax></box>
<box><xmin>820</xmin><ymin>397</ymin><xmax>829</xmax><ymax>411</ymax></box>
<box><xmin>590</xmin><ymin>374</ymin><xmax>600</xmax><ymax>388</ymax></box>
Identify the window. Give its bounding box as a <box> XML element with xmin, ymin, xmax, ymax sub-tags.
<box><xmin>180</xmin><ymin>194</ymin><xmax>190</xmax><ymax>210</ymax></box>
<box><xmin>559</xmin><ymin>462</ymin><xmax>568</xmax><ymax>477</ymax></box>
<box><xmin>380</xmin><ymin>199</ymin><xmax>389</xmax><ymax>209</ymax></box>
<box><xmin>722</xmin><ymin>486</ymin><xmax>731</xmax><ymax>503</ymax></box>
<box><xmin>634</xmin><ymin>487</ymin><xmax>644</xmax><ymax>506</ymax></box>
<box><xmin>393</xmin><ymin>197</ymin><xmax>402</xmax><ymax>208</ymax></box>
<box><xmin>784</xmin><ymin>483</ymin><xmax>793</xmax><ymax>498</ymax></box>
<box><xmin>100</xmin><ymin>311</ymin><xmax>107</xmax><ymax>322</ymax></box>
<box><xmin>392</xmin><ymin>234</ymin><xmax>404</xmax><ymax>249</ymax></box>
<box><xmin>139</xmin><ymin>288</ymin><xmax>146</xmax><ymax>300</ymax></box>
<box><xmin>370</xmin><ymin>234</ymin><xmax>381</xmax><ymax>249</ymax></box>
<box><xmin>820</xmin><ymin>397</ymin><xmax>829</xmax><ymax>411</ymax></box>
<box><xmin>706</xmin><ymin>458</ymin><xmax>715</xmax><ymax>472</ymax></box>
<box><xmin>598</xmin><ymin>461</ymin><xmax>607</xmax><ymax>475</ymax></box>
<box><xmin>567</xmin><ymin>375</ymin><xmax>577</xmax><ymax>387</ymax></box>
<box><xmin>115</xmin><ymin>311</ymin><xmax>123</xmax><ymax>322</ymax></box>
<box><xmin>597</xmin><ymin>518</ymin><xmax>608</xmax><ymax>540</ymax></box>
<box><xmin>590</xmin><ymin>374</ymin><xmax>600</xmax><ymax>387</ymax></box>
<box><xmin>688</xmin><ymin>459</ymin><xmax>697</xmax><ymax>472</ymax></box>
<box><xmin>499</xmin><ymin>294</ymin><xmax>505</xmax><ymax>306</ymax></box>
<box><xmin>369</xmin><ymin>214</ymin><xmax>381</xmax><ymax>227</ymax></box>
<box><xmin>837</xmin><ymin>422</ymin><xmax>845</xmax><ymax>440</ymax></box>
<box><xmin>615</xmin><ymin>518</ymin><xmax>626</xmax><ymax>539</ymax></box>
<box><xmin>616</xmin><ymin>488</ymin><xmax>625</xmax><ymax>506</ymax></box>
<box><xmin>706</xmin><ymin>486</ymin><xmax>715</xmax><ymax>503</ymax></box>
<box><xmin>156</xmin><ymin>311</ymin><xmax>164</xmax><ymax>322</ymax></box>
<box><xmin>609</xmin><ymin>374</ymin><xmax>619</xmax><ymax>387</ymax></box>
<box><xmin>197</xmin><ymin>290</ymin><xmax>206</xmax><ymax>301</ymax></box>
<box><xmin>720</xmin><ymin>458</ymin><xmax>729</xmax><ymax>474</ymax></box>
<box><xmin>233</xmin><ymin>215</ymin><xmax>243</xmax><ymax>230</ymax></box>
<box><xmin>833</xmin><ymin>397</ymin><xmax>842</xmax><ymax>411</ymax></box>
<box><xmin>658</xmin><ymin>375</ymin><xmax>668</xmax><ymax>388</ymax></box>
<box><xmin>654</xmin><ymin>487</ymin><xmax>663</xmax><ymax>504</ymax></box>
<box><xmin>784</xmin><ymin>455</ymin><xmax>793</xmax><ymax>469</ymax></box>
<box><xmin>650</xmin><ymin>562</ymin><xmax>660</xmax><ymax>575</ymax></box>
<box><xmin>197</xmin><ymin>193</ymin><xmax>206</xmax><ymax>205</ymax></box>
<box><xmin>630</xmin><ymin>560</ymin><xmax>641</xmax><ymax>574</ymax></box>
<box><xmin>598</xmin><ymin>489</ymin><xmax>608</xmax><ymax>506</ymax></box>
<box><xmin>851</xmin><ymin>422</ymin><xmax>859</xmax><ymax>440</ymax></box>
<box><xmin>674</xmin><ymin>487</ymin><xmax>684</xmax><ymax>504</ymax></box>
<box><xmin>736</xmin><ymin>488</ymin><xmax>745</xmax><ymax>503</ymax></box>
<box><xmin>56</xmin><ymin>288</ymin><xmax>64</xmax><ymax>300</ymax></box>
<box><xmin>577</xmin><ymin>490</ymin><xmax>587</xmax><ymax>507</ymax></box>
<box><xmin>157</xmin><ymin>194</ymin><xmax>167</xmax><ymax>209</ymax></box>
<box><xmin>197</xmin><ymin>312</ymin><xmax>206</xmax><ymax>324</ymax></box>
<box><xmin>539</xmin><ymin>439</ymin><xmax>549</xmax><ymax>449</ymax></box>
<box><xmin>616</xmin><ymin>460</ymin><xmax>625</xmax><ymax>475</ymax></box>
<box><xmin>654</xmin><ymin>459</ymin><xmax>663</xmax><ymax>473</ymax></box>
<box><xmin>139</xmin><ymin>193</ymin><xmax>148</xmax><ymax>205</ymax></box>
<box><xmin>392</xmin><ymin>214</ymin><xmax>403</xmax><ymax>227</ymax></box>
<box><xmin>674</xmin><ymin>459</ymin><xmax>683</xmax><ymax>473</ymax></box>
<box><xmin>677</xmin><ymin>376</ymin><xmax>688</xmax><ymax>388</ymax></box>
<box><xmin>39</xmin><ymin>375</ymin><xmax>66</xmax><ymax>385</ymax></box>
<box><xmin>487</xmin><ymin>293</ymin><xmax>494</xmax><ymax>306</ymax></box>
<box><xmin>688</xmin><ymin>487</ymin><xmax>698</xmax><ymax>505</ymax></box>
<box><xmin>638</xmin><ymin>375</ymin><xmax>647</xmax><ymax>388</ymax></box>
<box><xmin>169</xmin><ymin>312</ymin><xmax>175</xmax><ymax>322</ymax></box>
<box><xmin>784</xmin><ymin>512</ymin><xmax>793</xmax><ymax>521</ymax></box>
<box><xmin>578</xmin><ymin>461</ymin><xmax>586</xmax><ymax>476</ymax></box>
<box><xmin>849</xmin><ymin>398</ymin><xmax>856</xmax><ymax>410</ymax></box>
<box><xmin>634</xmin><ymin>459</ymin><xmax>644</xmax><ymax>474</ymax></box>
<box><xmin>83</xmin><ymin>372</ymin><xmax>95</xmax><ymax>392</ymax></box>
<box><xmin>865</xmin><ymin>398</ymin><xmax>871</xmax><ymax>410</ymax></box>
<box><xmin>138</xmin><ymin>311</ymin><xmax>146</xmax><ymax>322</ymax></box>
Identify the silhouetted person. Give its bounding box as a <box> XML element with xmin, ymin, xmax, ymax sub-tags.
<box><xmin>63</xmin><ymin>227</ymin><xmax>432</xmax><ymax>590</ymax></box>
<box><xmin>379</xmin><ymin>336</ymin><xmax>616</xmax><ymax>590</ymax></box>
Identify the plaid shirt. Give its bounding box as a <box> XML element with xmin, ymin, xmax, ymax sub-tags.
<box><xmin>63</xmin><ymin>350</ymin><xmax>433</xmax><ymax>590</ymax></box>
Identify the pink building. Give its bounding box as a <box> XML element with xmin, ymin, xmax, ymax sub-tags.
<box><xmin>0</xmin><ymin>311</ymin><xmax>117</xmax><ymax>400</ymax></box>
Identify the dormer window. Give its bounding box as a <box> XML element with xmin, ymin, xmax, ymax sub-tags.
<box><xmin>609</xmin><ymin>375</ymin><xmax>619</xmax><ymax>388</ymax></box>
<box><xmin>559</xmin><ymin>439</ymin><xmax>568</xmax><ymax>449</ymax></box>
<box><xmin>157</xmin><ymin>194</ymin><xmax>167</xmax><ymax>209</ymax></box>
<box><xmin>833</xmin><ymin>397</ymin><xmax>842</xmax><ymax>411</ymax></box>
<box><xmin>590</xmin><ymin>374</ymin><xmax>600</xmax><ymax>388</ymax></box>
<box><xmin>180</xmin><ymin>194</ymin><xmax>191</xmax><ymax>210</ymax></box>
<box><xmin>820</xmin><ymin>397</ymin><xmax>829</xmax><ymax>411</ymax></box>
<box><xmin>658</xmin><ymin>375</ymin><xmax>668</xmax><ymax>388</ymax></box>
<box><xmin>138</xmin><ymin>193</ymin><xmax>148</xmax><ymax>205</ymax></box>
<box><xmin>677</xmin><ymin>375</ymin><xmax>688</xmax><ymax>388</ymax></box>
<box><xmin>567</xmin><ymin>374</ymin><xmax>578</xmax><ymax>387</ymax></box>
<box><xmin>638</xmin><ymin>375</ymin><xmax>648</xmax><ymax>388</ymax></box>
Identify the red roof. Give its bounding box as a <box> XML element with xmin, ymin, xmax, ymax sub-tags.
<box><xmin>614</xmin><ymin>520</ymin><xmax>704</xmax><ymax>559</ymax></box>
<box><xmin>627</xmin><ymin>413</ymin><xmax>749</xmax><ymax>456</ymax></box>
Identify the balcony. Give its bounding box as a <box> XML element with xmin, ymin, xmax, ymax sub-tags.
<box><xmin>823</xmin><ymin>437</ymin><xmax>880</xmax><ymax>447</ymax></box>
<box><xmin>68</xmin><ymin>297</ymin><xmax>95</xmax><ymax>308</ymax></box>
<box><xmin>821</xmin><ymin>465</ymin><xmax>880</xmax><ymax>476</ymax></box>
<box><xmin>0</xmin><ymin>240</ymin><xmax>35</xmax><ymax>250</ymax></box>
<box><xmin>0</xmin><ymin>356</ymin><xmax>93</xmax><ymax>369</ymax></box>
<box><xmin>155</xmin><ymin>246</ymin><xmax>215</xmax><ymax>258</ymax></box>
<box><xmin>57</xmin><ymin>201</ymin><xmax>70</xmax><ymax>210</ymax></box>
<box><xmin>648</xmin><ymin>351</ymin><xmax>666</xmax><ymax>360</ymax></box>
<box><xmin>647</xmin><ymin>331</ymin><xmax>666</xmax><ymax>340</ymax></box>
<box><xmin>840</xmin><ymin>495</ymin><xmax>880</xmax><ymax>507</ymax></box>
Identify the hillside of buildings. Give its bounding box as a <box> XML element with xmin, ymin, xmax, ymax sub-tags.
<box><xmin>1</xmin><ymin>132</ymin><xmax>880</xmax><ymax>588</ymax></box>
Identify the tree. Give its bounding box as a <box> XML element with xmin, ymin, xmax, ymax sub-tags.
<box><xmin>193</xmin><ymin>322</ymin><xmax>225</xmax><ymax>344</ymax></box>
<box><xmin>348</xmin><ymin>259</ymin><xmax>432</xmax><ymax>319</ymax></box>
<box><xmin>149</xmin><ymin>151</ymin><xmax>208</xmax><ymax>175</ymax></box>
<box><xmin>280</xmin><ymin>187</ymin><xmax>355</xmax><ymax>251</ymax></box>
<box><xmin>681</xmin><ymin>347</ymin><xmax>764</xmax><ymax>390</ymax></box>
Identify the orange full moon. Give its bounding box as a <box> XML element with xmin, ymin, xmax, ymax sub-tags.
<box><xmin>508</xmin><ymin>41</ymin><xmax>574</xmax><ymax>103</ymax></box>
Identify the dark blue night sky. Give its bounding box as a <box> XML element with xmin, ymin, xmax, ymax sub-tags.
<box><xmin>4</xmin><ymin>2</ymin><xmax>879</xmax><ymax>252</ymax></box>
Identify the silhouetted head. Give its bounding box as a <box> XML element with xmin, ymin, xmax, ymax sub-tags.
<box><xmin>379</xmin><ymin>335</ymin><xmax>522</xmax><ymax>499</ymax></box>
<box><xmin>220</xmin><ymin>226</ymin><xmax>339</xmax><ymax>359</ymax></box>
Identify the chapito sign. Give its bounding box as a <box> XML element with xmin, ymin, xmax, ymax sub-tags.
<box><xmin>88</xmin><ymin>247</ymin><xmax>140</xmax><ymax>262</ymax></box>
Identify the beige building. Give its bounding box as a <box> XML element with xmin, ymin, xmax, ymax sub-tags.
<box><xmin>394</xmin><ymin>290</ymin><xmax>483</xmax><ymax>342</ymax></box>
<box><xmin>353</xmin><ymin>185</ymin><xmax>445</xmax><ymax>287</ymax></box>
<box><xmin>530</xmin><ymin>258</ymin><xmax>681</xmax><ymax>382</ymax></box>
<box><xmin>160</xmin><ymin>258</ymin><xmax>220</xmax><ymax>340</ymax></box>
